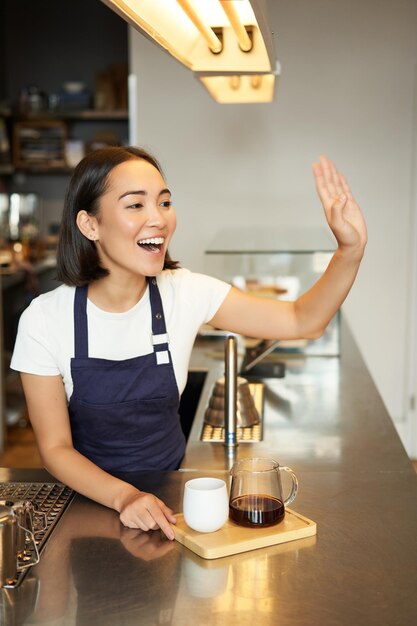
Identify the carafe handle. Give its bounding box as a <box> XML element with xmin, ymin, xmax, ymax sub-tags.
<box><xmin>279</xmin><ymin>466</ymin><xmax>298</xmax><ymax>506</ymax></box>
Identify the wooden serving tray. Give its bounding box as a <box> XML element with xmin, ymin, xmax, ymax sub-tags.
<box><xmin>172</xmin><ymin>508</ymin><xmax>317</xmax><ymax>560</ymax></box>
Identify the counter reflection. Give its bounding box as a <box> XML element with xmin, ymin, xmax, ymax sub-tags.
<box><xmin>6</xmin><ymin>493</ymin><xmax>317</xmax><ymax>626</ymax></box>
<box><xmin>7</xmin><ymin>497</ymin><xmax>178</xmax><ymax>625</ymax></box>
<box><xmin>172</xmin><ymin>535</ymin><xmax>317</xmax><ymax>625</ymax></box>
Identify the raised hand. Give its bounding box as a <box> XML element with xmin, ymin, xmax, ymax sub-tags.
<box><xmin>312</xmin><ymin>155</ymin><xmax>367</xmax><ymax>256</ymax></box>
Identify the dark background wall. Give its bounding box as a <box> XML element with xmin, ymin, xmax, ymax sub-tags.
<box><xmin>1</xmin><ymin>0</ymin><xmax>128</xmax><ymax>102</ymax></box>
<box><xmin>0</xmin><ymin>2</ymin><xmax>5</xmax><ymax>101</ymax></box>
<box><xmin>0</xmin><ymin>0</ymin><xmax>128</xmax><ymax>232</ymax></box>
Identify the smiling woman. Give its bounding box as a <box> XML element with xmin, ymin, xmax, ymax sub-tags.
<box><xmin>56</xmin><ymin>147</ymin><xmax>180</xmax><ymax>290</ymax></box>
<box><xmin>10</xmin><ymin>145</ymin><xmax>367</xmax><ymax>540</ymax></box>
<box><xmin>73</xmin><ymin>158</ymin><xmax>177</xmax><ymax>309</ymax></box>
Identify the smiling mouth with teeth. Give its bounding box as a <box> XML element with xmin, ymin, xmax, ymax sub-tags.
<box><xmin>137</xmin><ymin>237</ymin><xmax>165</xmax><ymax>253</ymax></box>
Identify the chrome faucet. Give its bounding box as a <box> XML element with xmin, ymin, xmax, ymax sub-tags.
<box><xmin>224</xmin><ymin>334</ymin><xmax>239</xmax><ymax>448</ymax></box>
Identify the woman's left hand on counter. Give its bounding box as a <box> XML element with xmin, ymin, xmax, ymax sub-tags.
<box><xmin>313</xmin><ymin>155</ymin><xmax>368</xmax><ymax>258</ymax></box>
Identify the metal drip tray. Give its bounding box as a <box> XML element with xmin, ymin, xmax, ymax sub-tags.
<box><xmin>201</xmin><ymin>382</ymin><xmax>264</xmax><ymax>442</ymax></box>
<box><xmin>0</xmin><ymin>482</ymin><xmax>74</xmax><ymax>588</ymax></box>
<box><xmin>201</xmin><ymin>422</ymin><xmax>263</xmax><ymax>442</ymax></box>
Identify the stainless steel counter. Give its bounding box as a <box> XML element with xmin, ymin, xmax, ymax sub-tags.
<box><xmin>184</xmin><ymin>324</ymin><xmax>412</xmax><ymax>474</ymax></box>
<box><xmin>1</xmin><ymin>324</ymin><xmax>417</xmax><ymax>625</ymax></box>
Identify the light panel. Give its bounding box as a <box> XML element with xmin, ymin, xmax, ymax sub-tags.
<box><xmin>101</xmin><ymin>0</ymin><xmax>275</xmax><ymax>73</ymax></box>
<box><xmin>198</xmin><ymin>66</ymin><xmax>279</xmax><ymax>103</ymax></box>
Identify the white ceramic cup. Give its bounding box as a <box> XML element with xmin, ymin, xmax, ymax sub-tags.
<box><xmin>183</xmin><ymin>477</ymin><xmax>229</xmax><ymax>533</ymax></box>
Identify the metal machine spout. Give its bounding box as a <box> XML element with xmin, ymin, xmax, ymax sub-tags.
<box><xmin>224</xmin><ymin>334</ymin><xmax>239</xmax><ymax>448</ymax></box>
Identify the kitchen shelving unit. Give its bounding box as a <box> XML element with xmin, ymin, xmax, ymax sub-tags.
<box><xmin>4</xmin><ymin>109</ymin><xmax>129</xmax><ymax>174</ymax></box>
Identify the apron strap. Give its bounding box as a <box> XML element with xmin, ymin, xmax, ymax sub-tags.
<box><xmin>74</xmin><ymin>286</ymin><xmax>89</xmax><ymax>359</ymax></box>
<box><xmin>73</xmin><ymin>279</ymin><xmax>170</xmax><ymax>363</ymax></box>
<box><xmin>148</xmin><ymin>277</ymin><xmax>170</xmax><ymax>365</ymax></box>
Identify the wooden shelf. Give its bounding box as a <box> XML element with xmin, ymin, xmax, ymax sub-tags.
<box><xmin>0</xmin><ymin>110</ymin><xmax>129</xmax><ymax>176</ymax></box>
<box><xmin>14</xmin><ymin>166</ymin><xmax>74</xmax><ymax>174</ymax></box>
<box><xmin>11</xmin><ymin>109</ymin><xmax>128</xmax><ymax>121</ymax></box>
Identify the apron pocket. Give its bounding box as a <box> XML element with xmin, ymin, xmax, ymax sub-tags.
<box><xmin>75</xmin><ymin>396</ymin><xmax>178</xmax><ymax>444</ymax></box>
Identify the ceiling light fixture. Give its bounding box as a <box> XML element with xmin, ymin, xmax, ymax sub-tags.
<box><xmin>197</xmin><ymin>62</ymin><xmax>281</xmax><ymax>104</ymax></box>
<box><xmin>100</xmin><ymin>0</ymin><xmax>275</xmax><ymax>73</ymax></box>
<box><xmin>177</xmin><ymin>0</ymin><xmax>223</xmax><ymax>54</ymax></box>
<box><xmin>219</xmin><ymin>0</ymin><xmax>252</xmax><ymax>52</ymax></box>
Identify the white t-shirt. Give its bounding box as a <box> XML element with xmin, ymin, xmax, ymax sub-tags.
<box><xmin>11</xmin><ymin>268</ymin><xmax>231</xmax><ymax>401</ymax></box>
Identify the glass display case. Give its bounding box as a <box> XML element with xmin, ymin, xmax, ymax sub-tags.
<box><xmin>204</xmin><ymin>226</ymin><xmax>340</xmax><ymax>356</ymax></box>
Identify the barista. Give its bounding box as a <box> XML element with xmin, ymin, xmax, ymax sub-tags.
<box><xmin>11</xmin><ymin>147</ymin><xmax>367</xmax><ymax>539</ymax></box>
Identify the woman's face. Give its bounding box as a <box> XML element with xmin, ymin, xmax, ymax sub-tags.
<box><xmin>93</xmin><ymin>158</ymin><xmax>177</xmax><ymax>279</ymax></box>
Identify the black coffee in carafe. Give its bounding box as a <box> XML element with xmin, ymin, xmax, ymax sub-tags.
<box><xmin>229</xmin><ymin>458</ymin><xmax>298</xmax><ymax>528</ymax></box>
<box><xmin>229</xmin><ymin>494</ymin><xmax>285</xmax><ymax>527</ymax></box>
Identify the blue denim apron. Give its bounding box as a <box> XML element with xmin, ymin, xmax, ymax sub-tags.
<box><xmin>68</xmin><ymin>277</ymin><xmax>186</xmax><ymax>472</ymax></box>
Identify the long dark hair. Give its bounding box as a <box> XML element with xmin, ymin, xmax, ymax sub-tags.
<box><xmin>56</xmin><ymin>146</ymin><xmax>180</xmax><ymax>286</ymax></box>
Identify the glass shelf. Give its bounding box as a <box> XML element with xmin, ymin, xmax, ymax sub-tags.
<box><xmin>206</xmin><ymin>226</ymin><xmax>336</xmax><ymax>254</ymax></box>
<box><xmin>204</xmin><ymin>227</ymin><xmax>340</xmax><ymax>356</ymax></box>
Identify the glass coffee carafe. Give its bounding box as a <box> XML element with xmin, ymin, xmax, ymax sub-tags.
<box><xmin>229</xmin><ymin>458</ymin><xmax>298</xmax><ymax>528</ymax></box>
